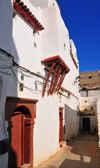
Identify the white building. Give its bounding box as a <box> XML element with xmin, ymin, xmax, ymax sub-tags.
<box><xmin>0</xmin><ymin>0</ymin><xmax>79</xmax><ymax>168</ymax></box>
<box><xmin>79</xmin><ymin>70</ymin><xmax>100</xmax><ymax>132</ymax></box>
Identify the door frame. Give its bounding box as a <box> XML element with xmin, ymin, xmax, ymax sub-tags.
<box><xmin>5</xmin><ymin>97</ymin><xmax>38</xmax><ymax>168</ymax></box>
<box><xmin>59</xmin><ymin>107</ymin><xmax>64</xmax><ymax>142</ymax></box>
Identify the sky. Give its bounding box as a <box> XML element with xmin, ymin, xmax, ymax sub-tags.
<box><xmin>57</xmin><ymin>0</ymin><xmax>100</xmax><ymax>72</ymax></box>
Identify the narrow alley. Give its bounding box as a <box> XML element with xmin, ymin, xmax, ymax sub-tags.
<box><xmin>36</xmin><ymin>132</ymin><xmax>100</xmax><ymax>168</ymax></box>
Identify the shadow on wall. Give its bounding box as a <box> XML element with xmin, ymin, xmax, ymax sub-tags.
<box><xmin>64</xmin><ymin>105</ymin><xmax>79</xmax><ymax>140</ymax></box>
<box><xmin>0</xmin><ymin>12</ymin><xmax>19</xmax><ymax>167</ymax></box>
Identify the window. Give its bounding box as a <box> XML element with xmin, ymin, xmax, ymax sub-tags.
<box><xmin>89</xmin><ymin>76</ymin><xmax>92</xmax><ymax>79</ymax></box>
<box><xmin>34</xmin><ymin>43</ymin><xmax>37</xmax><ymax>48</ymax></box>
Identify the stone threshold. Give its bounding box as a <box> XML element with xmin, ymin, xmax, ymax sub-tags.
<box><xmin>19</xmin><ymin>164</ymin><xmax>30</xmax><ymax>168</ymax></box>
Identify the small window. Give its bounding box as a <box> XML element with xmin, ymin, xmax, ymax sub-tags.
<box><xmin>64</xmin><ymin>43</ymin><xmax>66</xmax><ymax>49</ymax></box>
<box><xmin>53</xmin><ymin>3</ymin><xmax>55</xmax><ymax>6</ymax></box>
<box><xmin>85</xmin><ymin>100</ymin><xmax>87</xmax><ymax>102</ymax></box>
<box><xmin>89</xmin><ymin>76</ymin><xmax>92</xmax><ymax>79</ymax></box>
<box><xmin>34</xmin><ymin>43</ymin><xmax>37</xmax><ymax>48</ymax></box>
<box><xmin>85</xmin><ymin>109</ymin><xmax>87</xmax><ymax>111</ymax></box>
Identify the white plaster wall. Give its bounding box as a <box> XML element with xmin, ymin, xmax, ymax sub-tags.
<box><xmin>0</xmin><ymin>54</ymin><xmax>12</xmax><ymax>168</ymax></box>
<box><xmin>80</xmin><ymin>96</ymin><xmax>100</xmax><ymax>107</ymax></box>
<box><xmin>41</xmin><ymin>6</ymin><xmax>59</xmax><ymax>59</ymax></box>
<box><xmin>34</xmin><ymin>94</ymin><xmax>59</xmax><ymax>167</ymax></box>
<box><xmin>29</xmin><ymin>0</ymin><xmax>59</xmax><ymax>10</ymax></box>
<box><xmin>0</xmin><ymin>1</ymin><xmax>79</xmax><ymax>167</ymax></box>
<box><xmin>29</xmin><ymin>0</ymin><xmax>48</xmax><ymax>9</ymax></box>
<box><xmin>70</xmin><ymin>39</ymin><xmax>78</xmax><ymax>64</ymax></box>
<box><xmin>63</xmin><ymin>96</ymin><xmax>79</xmax><ymax>140</ymax></box>
<box><xmin>62</xmin><ymin>38</ymin><xmax>79</xmax><ymax>98</ymax></box>
<box><xmin>59</xmin><ymin>92</ymin><xmax>79</xmax><ymax>141</ymax></box>
<box><xmin>12</xmin><ymin>8</ymin><xmax>42</xmax><ymax>74</ymax></box>
<box><xmin>0</xmin><ymin>0</ymin><xmax>13</xmax><ymax>53</ymax></box>
<box><xmin>9</xmin><ymin>2</ymin><xmax>60</xmax><ymax>167</ymax></box>
<box><xmin>41</xmin><ymin>5</ymin><xmax>70</xmax><ymax>64</ymax></box>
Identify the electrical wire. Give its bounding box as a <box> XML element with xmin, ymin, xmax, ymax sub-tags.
<box><xmin>0</xmin><ymin>48</ymin><xmax>64</xmax><ymax>95</ymax></box>
<box><xmin>11</xmin><ymin>67</ymin><xmax>43</xmax><ymax>94</ymax></box>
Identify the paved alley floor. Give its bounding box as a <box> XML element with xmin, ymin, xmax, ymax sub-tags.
<box><xmin>36</xmin><ymin>132</ymin><xmax>100</xmax><ymax>168</ymax></box>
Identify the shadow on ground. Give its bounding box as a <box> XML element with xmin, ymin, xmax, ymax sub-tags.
<box><xmin>36</xmin><ymin>132</ymin><xmax>99</xmax><ymax>168</ymax></box>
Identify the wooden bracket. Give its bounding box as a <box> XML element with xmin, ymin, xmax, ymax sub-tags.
<box><xmin>42</xmin><ymin>62</ymin><xmax>55</xmax><ymax>97</ymax></box>
<box><xmin>47</xmin><ymin>64</ymin><xmax>59</xmax><ymax>96</ymax></box>
<box><xmin>50</xmin><ymin>66</ymin><xmax>62</xmax><ymax>95</ymax></box>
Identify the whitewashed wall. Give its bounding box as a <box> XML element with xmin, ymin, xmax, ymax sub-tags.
<box><xmin>0</xmin><ymin>0</ymin><xmax>80</xmax><ymax>167</ymax></box>
<box><xmin>0</xmin><ymin>0</ymin><xmax>13</xmax><ymax>167</ymax></box>
<box><xmin>11</xmin><ymin>1</ymin><xmax>60</xmax><ymax>167</ymax></box>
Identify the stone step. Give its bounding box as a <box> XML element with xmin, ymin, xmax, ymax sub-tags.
<box><xmin>19</xmin><ymin>164</ymin><xmax>30</xmax><ymax>168</ymax></box>
<box><xmin>59</xmin><ymin>141</ymin><xmax>66</xmax><ymax>148</ymax></box>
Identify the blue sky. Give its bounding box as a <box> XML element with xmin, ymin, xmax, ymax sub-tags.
<box><xmin>57</xmin><ymin>0</ymin><xmax>100</xmax><ymax>72</ymax></box>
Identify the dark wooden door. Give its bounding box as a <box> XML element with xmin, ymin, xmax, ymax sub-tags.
<box><xmin>83</xmin><ymin>117</ymin><xmax>90</xmax><ymax>130</ymax></box>
<box><xmin>59</xmin><ymin>112</ymin><xmax>63</xmax><ymax>142</ymax></box>
<box><xmin>11</xmin><ymin>114</ymin><xmax>22</xmax><ymax>168</ymax></box>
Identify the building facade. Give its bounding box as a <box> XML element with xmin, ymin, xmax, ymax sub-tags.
<box><xmin>0</xmin><ymin>0</ymin><xmax>79</xmax><ymax>167</ymax></box>
<box><xmin>79</xmin><ymin>70</ymin><xmax>100</xmax><ymax>132</ymax></box>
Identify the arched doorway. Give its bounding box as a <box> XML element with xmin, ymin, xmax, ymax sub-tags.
<box><xmin>5</xmin><ymin>97</ymin><xmax>38</xmax><ymax>168</ymax></box>
<box><xmin>59</xmin><ymin>107</ymin><xmax>64</xmax><ymax>142</ymax></box>
<box><xmin>10</xmin><ymin>106</ymin><xmax>31</xmax><ymax>168</ymax></box>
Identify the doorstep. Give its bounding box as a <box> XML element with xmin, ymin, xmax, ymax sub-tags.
<box><xmin>19</xmin><ymin>164</ymin><xmax>30</xmax><ymax>168</ymax></box>
<box><xmin>59</xmin><ymin>141</ymin><xmax>66</xmax><ymax>148</ymax></box>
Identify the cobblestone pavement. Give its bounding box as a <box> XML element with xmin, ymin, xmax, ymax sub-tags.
<box><xmin>36</xmin><ymin>132</ymin><xmax>100</xmax><ymax>168</ymax></box>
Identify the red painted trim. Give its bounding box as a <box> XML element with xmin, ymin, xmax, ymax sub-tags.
<box><xmin>59</xmin><ymin>107</ymin><xmax>63</xmax><ymax>142</ymax></box>
<box><xmin>41</xmin><ymin>55</ymin><xmax>70</xmax><ymax>72</ymax></box>
<box><xmin>42</xmin><ymin>63</ymin><xmax>56</xmax><ymax>97</ymax></box>
<box><xmin>47</xmin><ymin>64</ymin><xmax>59</xmax><ymax>95</ymax></box>
<box><xmin>6</xmin><ymin>97</ymin><xmax>38</xmax><ymax>103</ymax></box>
<box><xmin>59</xmin><ymin>107</ymin><xmax>64</xmax><ymax>110</ymax></box>
<box><xmin>61</xmin><ymin>86</ymin><xmax>79</xmax><ymax>99</ymax></box>
<box><xmin>70</xmin><ymin>51</ymin><xmax>78</xmax><ymax>69</ymax></box>
<box><xmin>44</xmin><ymin>68</ymin><xmax>54</xmax><ymax>75</ymax></box>
<box><xmin>13</xmin><ymin>2</ymin><xmax>44</xmax><ymax>31</ymax></box>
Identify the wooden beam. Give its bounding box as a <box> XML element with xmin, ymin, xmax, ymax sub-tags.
<box><xmin>50</xmin><ymin>66</ymin><xmax>62</xmax><ymax>95</ymax></box>
<box><xmin>47</xmin><ymin>64</ymin><xmax>59</xmax><ymax>95</ymax></box>
<box><xmin>42</xmin><ymin>63</ymin><xmax>55</xmax><ymax>97</ymax></box>
<box><xmin>57</xmin><ymin>74</ymin><xmax>66</xmax><ymax>94</ymax></box>
<box><xmin>54</xmin><ymin>70</ymin><xmax>66</xmax><ymax>94</ymax></box>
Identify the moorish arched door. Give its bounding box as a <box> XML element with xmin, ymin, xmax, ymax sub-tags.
<box><xmin>10</xmin><ymin>106</ymin><xmax>31</xmax><ymax>168</ymax></box>
<box><xmin>5</xmin><ymin>97</ymin><xmax>38</xmax><ymax>168</ymax></box>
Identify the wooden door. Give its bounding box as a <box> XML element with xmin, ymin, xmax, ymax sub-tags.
<box><xmin>59</xmin><ymin>111</ymin><xmax>63</xmax><ymax>142</ymax></box>
<box><xmin>11</xmin><ymin>114</ymin><xmax>22</xmax><ymax>168</ymax></box>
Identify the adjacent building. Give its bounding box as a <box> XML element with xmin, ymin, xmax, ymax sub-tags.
<box><xmin>79</xmin><ymin>70</ymin><xmax>100</xmax><ymax>132</ymax></box>
<box><xmin>0</xmin><ymin>0</ymin><xmax>79</xmax><ymax>168</ymax></box>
